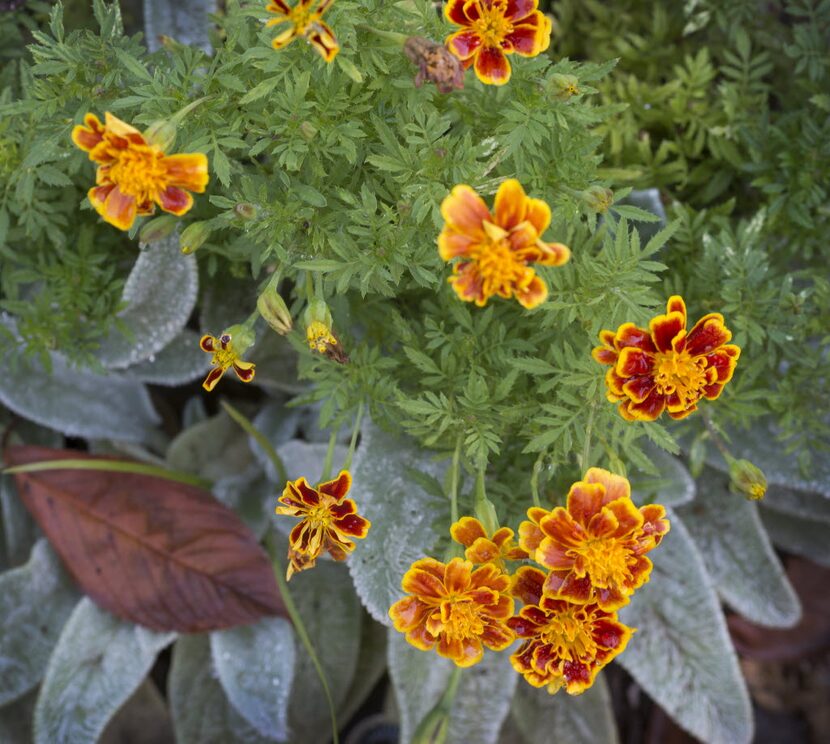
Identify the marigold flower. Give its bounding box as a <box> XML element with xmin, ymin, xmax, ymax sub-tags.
<box><xmin>275</xmin><ymin>470</ymin><xmax>370</xmax><ymax>580</ymax></box>
<box><xmin>388</xmin><ymin>557</ymin><xmax>515</xmax><ymax>667</ymax></box>
<box><xmin>404</xmin><ymin>36</ymin><xmax>465</xmax><ymax>93</ymax></box>
<box><xmin>438</xmin><ymin>179</ymin><xmax>569</xmax><ymax>309</ymax></box>
<box><xmin>518</xmin><ymin>468</ymin><xmax>670</xmax><ymax>610</ymax></box>
<box><xmin>444</xmin><ymin>0</ymin><xmax>552</xmax><ymax>86</ymax></box>
<box><xmin>266</xmin><ymin>0</ymin><xmax>339</xmax><ymax>62</ymax></box>
<box><xmin>592</xmin><ymin>296</ymin><xmax>741</xmax><ymax>421</ymax></box>
<box><xmin>200</xmin><ymin>328</ymin><xmax>256</xmax><ymax>391</ymax></box>
<box><xmin>71</xmin><ymin>112</ymin><xmax>208</xmax><ymax>231</ymax></box>
<box><xmin>508</xmin><ymin>566</ymin><xmax>634</xmax><ymax>694</ymax></box>
<box><xmin>450</xmin><ymin>516</ymin><xmax>527</xmax><ymax>570</ymax></box>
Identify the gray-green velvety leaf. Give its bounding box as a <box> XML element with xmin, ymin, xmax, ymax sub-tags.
<box><xmin>762</xmin><ymin>484</ymin><xmax>830</xmax><ymax>522</ymax></box>
<box><xmin>200</xmin><ymin>274</ymin><xmax>257</xmax><ymax>337</ymax></box>
<box><xmin>277</xmin><ymin>439</ymin><xmax>348</xmax><ymax>483</ymax></box>
<box><xmin>1</xmin><ymin>474</ymin><xmax>39</xmax><ymax>568</ymax></box>
<box><xmin>511</xmin><ymin>676</ymin><xmax>618</xmax><ymax>744</ymax></box>
<box><xmin>167</xmin><ymin>410</ymin><xmax>254</xmax><ymax>481</ymax></box>
<box><xmin>287</xmin><ymin>561</ymin><xmax>362</xmax><ymax>744</ymax></box>
<box><xmin>0</xmin><ymin>688</ymin><xmax>36</xmax><ymax>743</ymax></box>
<box><xmin>630</xmin><ymin>444</ymin><xmax>695</xmax><ymax>507</ymax></box>
<box><xmin>760</xmin><ymin>505</ymin><xmax>830</xmax><ymax>568</ymax></box>
<box><xmin>677</xmin><ymin>468</ymin><xmax>800</xmax><ymax>628</ymax></box>
<box><xmin>96</xmin><ymin>238</ymin><xmax>198</xmax><ymax>369</ymax></box>
<box><xmin>248</xmin><ymin>334</ymin><xmax>305</xmax><ymax>395</ymax></box>
<box><xmin>34</xmin><ymin>598</ymin><xmax>175</xmax><ymax>744</ymax></box>
<box><xmin>169</xmin><ymin>635</ymin><xmax>273</xmax><ymax>744</ymax></box>
<box><xmin>0</xmin><ymin>540</ymin><xmax>79</xmax><ymax>706</ymax></box>
<box><xmin>249</xmin><ymin>400</ymin><xmax>302</xmax><ymax>482</ymax></box>
<box><xmin>388</xmin><ymin>630</ymin><xmax>517</xmax><ymax>744</ymax></box>
<box><xmin>127</xmin><ymin>330</ymin><xmax>209</xmax><ymax>386</ymax></box>
<box><xmin>618</xmin><ymin>511</ymin><xmax>753</xmax><ymax>744</ymax></box>
<box><xmin>336</xmin><ymin>616</ymin><xmax>388</xmax><ymax>729</ymax></box>
<box><xmin>348</xmin><ymin>420</ymin><xmax>448</xmax><ymax>623</ymax></box>
<box><xmin>143</xmin><ymin>0</ymin><xmax>217</xmax><ymax>52</ymax></box>
<box><xmin>210</xmin><ymin>617</ymin><xmax>295</xmax><ymax>741</ymax></box>
<box><xmin>706</xmin><ymin>417</ymin><xmax>830</xmax><ymax>497</ymax></box>
<box><xmin>0</xmin><ymin>337</ymin><xmax>160</xmax><ymax>443</ymax></box>
<box><xmin>213</xmin><ymin>467</ymin><xmax>274</xmax><ymax>540</ymax></box>
<box><xmin>616</xmin><ymin>188</ymin><xmax>667</xmax><ymax>243</ymax></box>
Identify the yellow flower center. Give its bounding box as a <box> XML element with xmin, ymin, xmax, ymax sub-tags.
<box><xmin>107</xmin><ymin>142</ymin><xmax>167</xmax><ymax>202</ymax></box>
<box><xmin>470</xmin><ymin>221</ymin><xmax>529</xmax><ymax>297</ymax></box>
<box><xmin>444</xmin><ymin>597</ymin><xmax>485</xmax><ymax>641</ymax></box>
<box><xmin>307</xmin><ymin>503</ymin><xmax>333</xmax><ymax>528</ymax></box>
<box><xmin>289</xmin><ymin>3</ymin><xmax>317</xmax><ymax>33</ymax></box>
<box><xmin>307</xmin><ymin>321</ymin><xmax>337</xmax><ymax>353</ymax></box>
<box><xmin>210</xmin><ymin>334</ymin><xmax>239</xmax><ymax>370</ymax></box>
<box><xmin>540</xmin><ymin>608</ymin><xmax>597</xmax><ymax>663</ymax></box>
<box><xmin>653</xmin><ymin>349</ymin><xmax>708</xmax><ymax>405</ymax></box>
<box><xmin>572</xmin><ymin>538</ymin><xmax>632</xmax><ymax>588</ymax></box>
<box><xmin>472</xmin><ymin>1</ymin><xmax>514</xmax><ymax>47</ymax></box>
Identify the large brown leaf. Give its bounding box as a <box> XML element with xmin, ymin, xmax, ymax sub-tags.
<box><xmin>4</xmin><ymin>445</ymin><xmax>284</xmax><ymax>632</ymax></box>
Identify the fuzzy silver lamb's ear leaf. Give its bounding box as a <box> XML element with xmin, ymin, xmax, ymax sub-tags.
<box><xmin>347</xmin><ymin>419</ymin><xmax>449</xmax><ymax>623</ymax></box>
<box><xmin>169</xmin><ymin>635</ymin><xmax>273</xmax><ymax>744</ymax></box>
<box><xmin>0</xmin><ymin>540</ymin><xmax>79</xmax><ymax>706</ymax></box>
<box><xmin>510</xmin><ymin>676</ymin><xmax>618</xmax><ymax>744</ymax></box>
<box><xmin>388</xmin><ymin>629</ymin><xmax>517</xmax><ymax>744</ymax></box>
<box><xmin>618</xmin><ymin>510</ymin><xmax>753</xmax><ymax>744</ymax></box>
<box><xmin>127</xmin><ymin>329</ymin><xmax>209</xmax><ymax>386</ymax></box>
<box><xmin>143</xmin><ymin>0</ymin><xmax>217</xmax><ymax>54</ymax></box>
<box><xmin>630</xmin><ymin>443</ymin><xmax>696</xmax><ymax>507</ymax></box>
<box><xmin>760</xmin><ymin>502</ymin><xmax>830</xmax><ymax>568</ymax></box>
<box><xmin>678</xmin><ymin>467</ymin><xmax>800</xmax><ymax>628</ymax></box>
<box><xmin>96</xmin><ymin>237</ymin><xmax>198</xmax><ymax>370</ymax></box>
<box><xmin>34</xmin><ymin>599</ymin><xmax>175</xmax><ymax>744</ymax></box>
<box><xmin>210</xmin><ymin>617</ymin><xmax>296</xmax><ymax>741</ymax></box>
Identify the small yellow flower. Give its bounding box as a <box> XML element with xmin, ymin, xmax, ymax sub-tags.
<box><xmin>199</xmin><ymin>325</ymin><xmax>256</xmax><ymax>391</ymax></box>
<box><xmin>266</xmin><ymin>0</ymin><xmax>339</xmax><ymax>62</ymax></box>
<box><xmin>307</xmin><ymin>321</ymin><xmax>337</xmax><ymax>353</ymax></box>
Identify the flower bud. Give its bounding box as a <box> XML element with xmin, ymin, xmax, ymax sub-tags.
<box><xmin>235</xmin><ymin>202</ymin><xmax>258</xmax><ymax>220</ymax></box>
<box><xmin>549</xmin><ymin>73</ymin><xmax>580</xmax><ymax>100</ymax></box>
<box><xmin>144</xmin><ymin>119</ymin><xmax>177</xmax><ymax>151</ymax></box>
<box><xmin>221</xmin><ymin>323</ymin><xmax>256</xmax><ymax>357</ymax></box>
<box><xmin>138</xmin><ymin>215</ymin><xmax>178</xmax><ymax>244</ymax></box>
<box><xmin>581</xmin><ymin>185</ymin><xmax>614</xmax><ymax>214</ymax></box>
<box><xmin>729</xmin><ymin>459</ymin><xmax>767</xmax><ymax>501</ymax></box>
<box><xmin>257</xmin><ymin>287</ymin><xmax>293</xmax><ymax>335</ymax></box>
<box><xmin>179</xmin><ymin>221</ymin><xmax>211</xmax><ymax>254</ymax></box>
<box><xmin>299</xmin><ymin>121</ymin><xmax>318</xmax><ymax>141</ymax></box>
<box><xmin>303</xmin><ymin>298</ymin><xmax>333</xmax><ymax>329</ymax></box>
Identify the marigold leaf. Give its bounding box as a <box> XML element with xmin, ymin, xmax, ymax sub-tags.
<box><xmin>5</xmin><ymin>445</ymin><xmax>285</xmax><ymax>632</ymax></box>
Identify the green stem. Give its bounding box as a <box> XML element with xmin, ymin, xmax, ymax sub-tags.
<box><xmin>342</xmin><ymin>401</ymin><xmax>364</xmax><ymax>472</ymax></box>
<box><xmin>267</xmin><ymin>532</ymin><xmax>339</xmax><ymax>744</ymax></box>
<box><xmin>2</xmin><ymin>459</ymin><xmax>211</xmax><ymax>490</ymax></box>
<box><xmin>530</xmin><ymin>453</ymin><xmax>543</xmax><ymax>508</ymax></box>
<box><xmin>449</xmin><ymin>437</ymin><xmax>462</xmax><ymax>525</ymax></box>
<box><xmin>356</xmin><ymin>24</ymin><xmax>408</xmax><ymax>45</ymax></box>
<box><xmin>242</xmin><ymin>309</ymin><xmax>260</xmax><ymax>330</ymax></box>
<box><xmin>580</xmin><ymin>402</ymin><xmax>596</xmax><ymax>472</ymax></box>
<box><xmin>701</xmin><ymin>409</ymin><xmax>733</xmax><ymax>463</ymax></box>
<box><xmin>319</xmin><ymin>428</ymin><xmax>338</xmax><ymax>483</ymax></box>
<box><xmin>474</xmin><ymin>466</ymin><xmax>498</xmax><ymax>536</ymax></box>
<box><xmin>221</xmin><ymin>401</ymin><xmax>288</xmax><ymax>484</ymax></box>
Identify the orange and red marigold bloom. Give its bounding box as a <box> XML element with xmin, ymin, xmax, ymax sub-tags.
<box><xmin>438</xmin><ymin>179</ymin><xmax>569</xmax><ymax>310</ymax></box>
<box><xmin>509</xmin><ymin>565</ymin><xmax>634</xmax><ymax>695</ymax></box>
<box><xmin>266</xmin><ymin>0</ymin><xmax>339</xmax><ymax>62</ymax></box>
<box><xmin>389</xmin><ymin>557</ymin><xmax>515</xmax><ymax>667</ymax></box>
<box><xmin>200</xmin><ymin>332</ymin><xmax>256</xmax><ymax>392</ymax></box>
<box><xmin>450</xmin><ymin>516</ymin><xmax>527</xmax><ymax>570</ymax></box>
<box><xmin>519</xmin><ymin>468</ymin><xmax>670</xmax><ymax>611</ymax></box>
<box><xmin>71</xmin><ymin>112</ymin><xmax>208</xmax><ymax>231</ymax></box>
<box><xmin>592</xmin><ymin>295</ymin><xmax>741</xmax><ymax>422</ymax></box>
<box><xmin>275</xmin><ymin>470</ymin><xmax>370</xmax><ymax>580</ymax></box>
<box><xmin>444</xmin><ymin>0</ymin><xmax>552</xmax><ymax>86</ymax></box>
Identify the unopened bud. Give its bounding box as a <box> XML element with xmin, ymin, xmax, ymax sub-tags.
<box><xmin>303</xmin><ymin>298</ymin><xmax>333</xmax><ymax>329</ymax></box>
<box><xmin>581</xmin><ymin>185</ymin><xmax>614</xmax><ymax>214</ymax></box>
<box><xmin>235</xmin><ymin>202</ymin><xmax>257</xmax><ymax>220</ymax></box>
<box><xmin>729</xmin><ymin>459</ymin><xmax>767</xmax><ymax>501</ymax></box>
<box><xmin>257</xmin><ymin>287</ymin><xmax>293</xmax><ymax>335</ymax></box>
<box><xmin>549</xmin><ymin>73</ymin><xmax>580</xmax><ymax>100</ymax></box>
<box><xmin>179</xmin><ymin>221</ymin><xmax>211</xmax><ymax>254</ymax></box>
<box><xmin>139</xmin><ymin>215</ymin><xmax>178</xmax><ymax>244</ymax></box>
<box><xmin>299</xmin><ymin>121</ymin><xmax>318</xmax><ymax>141</ymax></box>
<box><xmin>144</xmin><ymin>119</ymin><xmax>177</xmax><ymax>151</ymax></box>
<box><xmin>221</xmin><ymin>323</ymin><xmax>256</xmax><ymax>357</ymax></box>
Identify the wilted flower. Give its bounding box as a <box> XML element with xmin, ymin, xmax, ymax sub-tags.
<box><xmin>389</xmin><ymin>557</ymin><xmax>515</xmax><ymax>667</ymax></box>
<box><xmin>508</xmin><ymin>566</ymin><xmax>634</xmax><ymax>694</ymax></box>
<box><xmin>275</xmin><ymin>470</ymin><xmax>370</xmax><ymax>580</ymax></box>
<box><xmin>266</xmin><ymin>0</ymin><xmax>339</xmax><ymax>62</ymax></box>
<box><xmin>404</xmin><ymin>36</ymin><xmax>465</xmax><ymax>93</ymax></box>
<box><xmin>519</xmin><ymin>468</ymin><xmax>670</xmax><ymax>610</ymax></box>
<box><xmin>450</xmin><ymin>516</ymin><xmax>527</xmax><ymax>570</ymax></box>
<box><xmin>444</xmin><ymin>0</ymin><xmax>552</xmax><ymax>86</ymax></box>
<box><xmin>592</xmin><ymin>296</ymin><xmax>741</xmax><ymax>421</ymax></box>
<box><xmin>199</xmin><ymin>325</ymin><xmax>256</xmax><ymax>391</ymax></box>
<box><xmin>304</xmin><ymin>299</ymin><xmax>347</xmax><ymax>362</ymax></box>
<box><xmin>71</xmin><ymin>112</ymin><xmax>208</xmax><ymax>231</ymax></box>
<box><xmin>438</xmin><ymin>179</ymin><xmax>570</xmax><ymax>309</ymax></box>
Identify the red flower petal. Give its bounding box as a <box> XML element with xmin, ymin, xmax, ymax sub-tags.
<box><xmin>437</xmin><ymin>635</ymin><xmax>483</xmax><ymax>667</ymax></box>
<box><xmin>199</xmin><ymin>335</ymin><xmax>216</xmax><ymax>352</ymax></box>
<box><xmin>101</xmin><ymin>185</ymin><xmax>138</xmax><ymax>231</ymax></box>
<box><xmin>615</xmin><ymin>323</ymin><xmax>656</xmax><ymax>351</ymax></box>
<box><xmin>158</xmin><ymin>186</ymin><xmax>194</xmax><ymax>217</ymax></box>
<box><xmin>308</xmin><ymin>20</ymin><xmax>339</xmax><ymax>62</ymax></box>
<box><xmin>450</xmin><ymin>516</ymin><xmax>488</xmax><ymax>547</ymax></box>
<box><xmin>686</xmin><ymin>313</ymin><xmax>732</xmax><ymax>355</ymax></box>
<box><xmin>494</xmin><ymin>179</ymin><xmax>529</xmax><ymax>230</ymax></box>
<box><xmin>615</xmin><ymin>347</ymin><xmax>654</xmax><ymax>377</ymax></box>
<box><xmin>583</xmin><ymin>468</ymin><xmax>631</xmax><ymax>504</ymax></box>
<box><xmin>446</xmin><ymin>29</ymin><xmax>483</xmax><ymax>61</ymax></box>
<box><xmin>505</xmin><ymin>0</ymin><xmax>537</xmax><ymax>21</ymax></box>
<box><xmin>294</xmin><ymin>478</ymin><xmax>321</xmax><ymax>506</ymax></box>
<box><xmin>232</xmin><ymin>361</ymin><xmax>255</xmax><ymax>383</ymax></box>
<box><xmin>163</xmin><ymin>153</ymin><xmax>209</xmax><ymax>193</ymax></box>
<box><xmin>318</xmin><ymin>470</ymin><xmax>352</xmax><ymax>501</ymax></box>
<box><xmin>565</xmin><ymin>482</ymin><xmax>606</xmax><ymax>526</ymax></box>
<box><xmin>504</xmin><ymin>14</ymin><xmax>548</xmax><ymax>56</ymax></box>
<box><xmin>473</xmin><ymin>46</ymin><xmax>511</xmax><ymax>86</ymax></box>
<box><xmin>511</xmin><ymin>565</ymin><xmax>546</xmax><ymax>605</ymax></box>
<box><xmin>202</xmin><ymin>365</ymin><xmax>226</xmax><ymax>392</ymax></box>
<box><xmin>481</xmin><ymin>622</ymin><xmax>515</xmax><ymax>650</ymax></box>
<box><xmin>438</xmin><ymin>228</ymin><xmax>477</xmax><ymax>260</ymax></box>
<box><xmin>444</xmin><ymin>0</ymin><xmax>472</xmax><ymax>25</ymax></box>
<box><xmin>624</xmin><ymin>389</ymin><xmax>667</xmax><ymax>421</ymax></box>
<box><xmin>441</xmin><ymin>184</ymin><xmax>490</xmax><ymax>233</ymax></box>
<box><xmin>402</xmin><ymin>566</ymin><xmax>447</xmax><ymax>600</ymax></box>
<box><xmin>388</xmin><ymin>596</ymin><xmax>426</xmax><ymax>631</ymax></box>
<box><xmin>551</xmin><ymin>572</ymin><xmax>593</xmax><ymax>603</ymax></box>
<box><xmin>649</xmin><ymin>311</ymin><xmax>686</xmax><ymax>353</ymax></box>
<box><xmin>333</xmin><ymin>512</ymin><xmax>370</xmax><ymax>538</ymax></box>
<box><xmin>515</xmin><ymin>273</ymin><xmax>548</xmax><ymax>309</ymax></box>
<box><xmin>622</xmin><ymin>375</ymin><xmax>656</xmax><ymax>403</ymax></box>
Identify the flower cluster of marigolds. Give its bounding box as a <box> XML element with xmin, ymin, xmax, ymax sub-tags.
<box><xmin>64</xmin><ymin>0</ymin><xmax>748</xmax><ymax>700</ymax></box>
